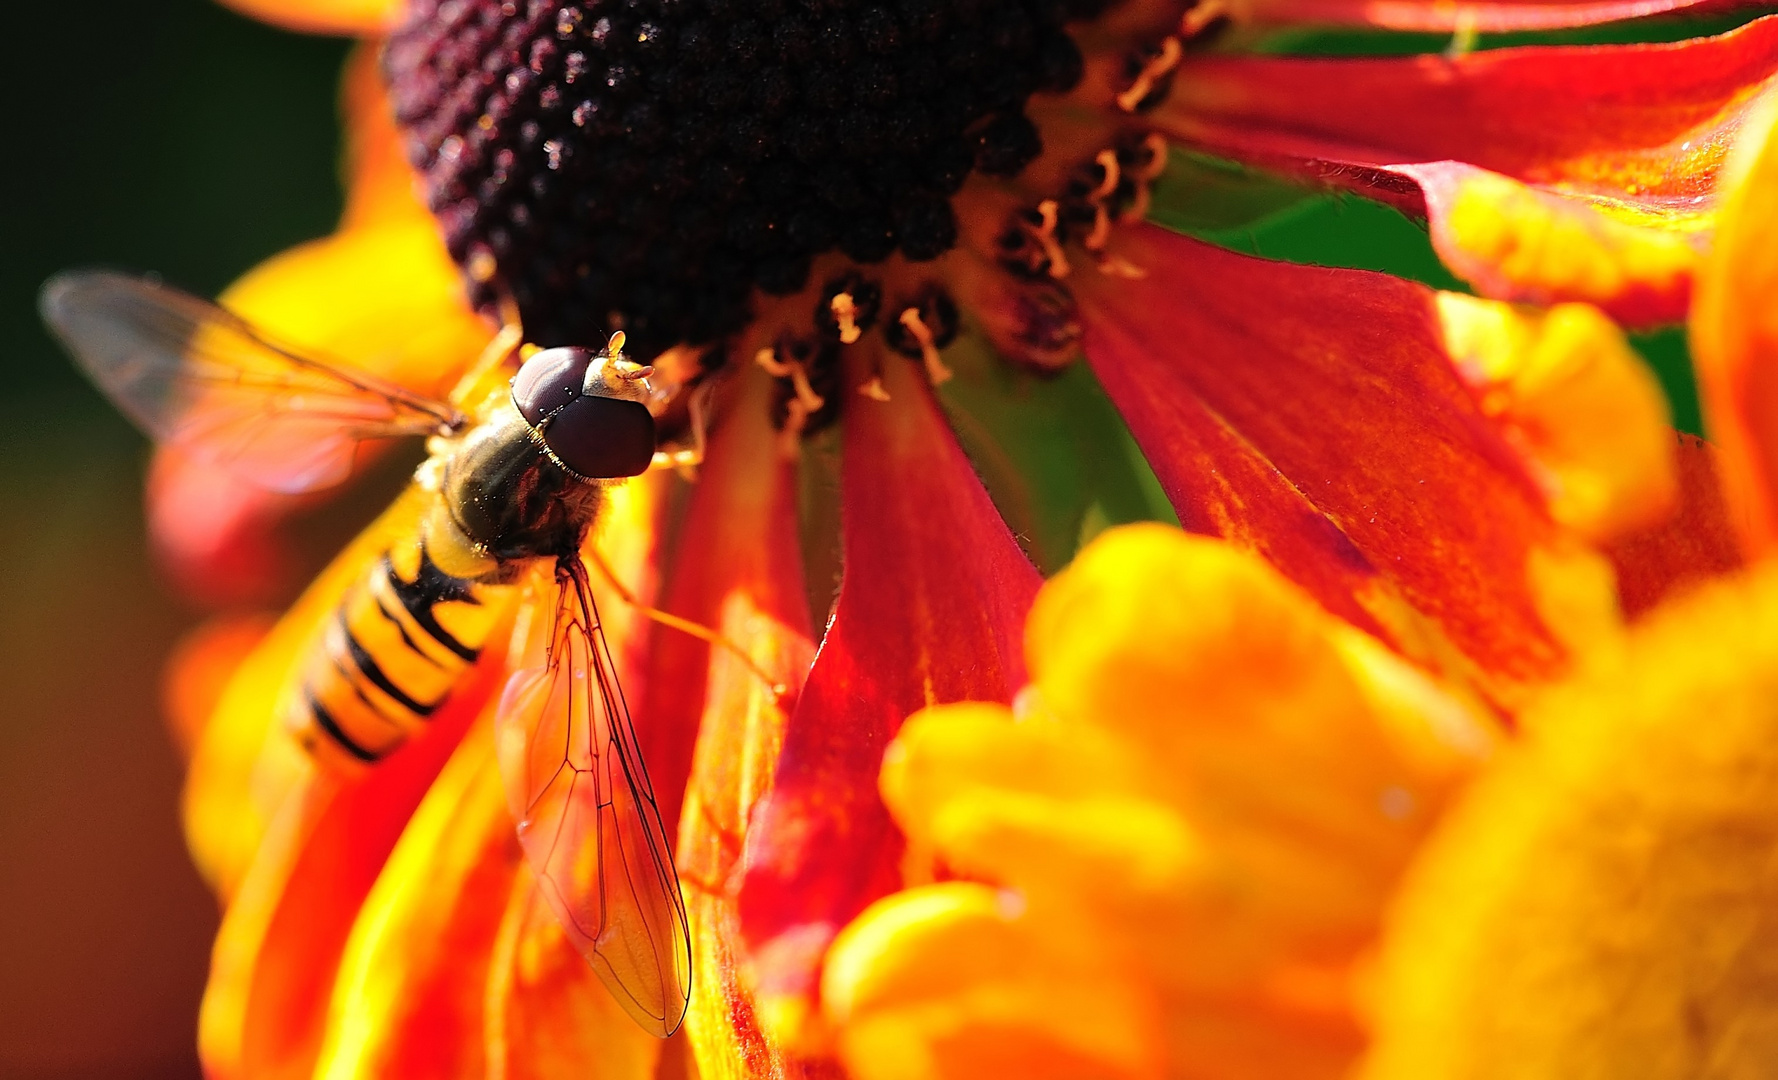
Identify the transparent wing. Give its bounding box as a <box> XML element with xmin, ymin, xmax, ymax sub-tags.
<box><xmin>39</xmin><ymin>270</ymin><xmax>464</xmax><ymax>494</ymax></box>
<box><xmin>494</xmin><ymin>558</ymin><xmax>691</xmax><ymax>1038</ymax></box>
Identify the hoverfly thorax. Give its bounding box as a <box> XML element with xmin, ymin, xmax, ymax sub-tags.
<box><xmin>435</xmin><ymin>335</ymin><xmax>658</xmax><ymax>572</ymax></box>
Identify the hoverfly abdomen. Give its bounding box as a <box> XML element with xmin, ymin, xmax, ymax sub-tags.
<box><xmin>293</xmin><ymin>542</ymin><xmax>515</xmax><ymax>768</ymax></box>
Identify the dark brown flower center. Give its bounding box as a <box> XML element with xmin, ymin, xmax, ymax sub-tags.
<box><xmin>386</xmin><ymin>0</ymin><xmax>1110</xmax><ymax>357</ymax></box>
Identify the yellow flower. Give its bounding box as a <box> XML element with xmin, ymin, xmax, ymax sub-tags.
<box><xmin>821</xmin><ymin>88</ymin><xmax>1778</xmax><ymax>1080</ymax></box>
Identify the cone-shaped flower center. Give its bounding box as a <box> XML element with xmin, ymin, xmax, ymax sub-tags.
<box><xmin>385</xmin><ymin>0</ymin><xmax>1113</xmax><ymax>356</ymax></box>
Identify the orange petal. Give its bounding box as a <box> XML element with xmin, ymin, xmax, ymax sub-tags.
<box><xmin>338</xmin><ymin>44</ymin><xmax>430</xmax><ymax>233</ymax></box>
<box><xmin>196</xmin><ymin>558</ymin><xmax>507</xmax><ymax>1080</ymax></box>
<box><xmin>1158</xmin><ymin>18</ymin><xmax>1778</xmax><ymax>325</ymax></box>
<box><xmin>309</xmin><ymin>716</ymin><xmax>515</xmax><ymax>1080</ymax></box>
<box><xmin>214</xmin><ymin>0</ymin><xmax>401</xmax><ymax>35</ymax></box>
<box><xmin>163</xmin><ymin>613</ymin><xmax>276</xmax><ymax>762</ymax></box>
<box><xmin>735</xmin><ymin>348</ymin><xmax>1042</xmax><ymax>1043</ymax></box>
<box><xmin>1080</xmin><ymin>225</ymin><xmax>1603</xmax><ymax>710</ymax></box>
<box><xmin>1604</xmin><ymin>433</ymin><xmax>1747</xmax><ymax>617</ymax></box>
<box><xmin>1691</xmin><ymin>90</ymin><xmax>1778</xmax><ymax>555</ymax></box>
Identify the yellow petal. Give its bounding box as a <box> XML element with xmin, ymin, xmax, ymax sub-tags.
<box><xmin>1436</xmin><ymin>293</ymin><xmax>1677</xmax><ymax>543</ymax></box>
<box><xmin>1692</xmin><ymin>90</ymin><xmax>1778</xmax><ymax>556</ymax></box>
<box><xmin>1432</xmin><ymin>167</ymin><xmax>1706</xmax><ymax>322</ymax></box>
<box><xmin>221</xmin><ymin>221</ymin><xmax>489</xmax><ymax>401</ymax></box>
<box><xmin>214</xmin><ymin>0</ymin><xmax>400</xmax><ymax>35</ymax></box>
<box><xmin>1363</xmin><ymin>558</ymin><xmax>1778</xmax><ymax>1080</ymax></box>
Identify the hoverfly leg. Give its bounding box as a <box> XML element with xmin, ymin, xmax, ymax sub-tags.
<box><xmin>581</xmin><ymin>544</ymin><xmax>787</xmax><ymax>703</ymax></box>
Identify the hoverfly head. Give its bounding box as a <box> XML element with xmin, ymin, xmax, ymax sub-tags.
<box><xmin>510</xmin><ymin>337</ymin><xmax>656</xmax><ymax>479</ymax></box>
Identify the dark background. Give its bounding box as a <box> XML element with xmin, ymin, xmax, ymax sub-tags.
<box><xmin>1</xmin><ymin>2</ymin><xmax>348</xmax><ymax>1075</ymax></box>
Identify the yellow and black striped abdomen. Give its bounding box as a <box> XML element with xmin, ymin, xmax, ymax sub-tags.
<box><xmin>292</xmin><ymin>540</ymin><xmax>515</xmax><ymax>767</ymax></box>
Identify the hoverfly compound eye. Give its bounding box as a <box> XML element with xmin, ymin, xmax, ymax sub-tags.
<box><xmin>511</xmin><ymin>341</ymin><xmax>657</xmax><ymax>479</ymax></box>
<box><xmin>511</xmin><ymin>347</ymin><xmax>597</xmax><ymax>425</ymax></box>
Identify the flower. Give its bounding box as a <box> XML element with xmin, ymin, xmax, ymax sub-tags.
<box><xmin>818</xmin><ymin>82</ymin><xmax>1778</xmax><ymax>1080</ymax></box>
<box><xmin>136</xmin><ymin>0</ymin><xmax>1775</xmax><ymax>1077</ymax></box>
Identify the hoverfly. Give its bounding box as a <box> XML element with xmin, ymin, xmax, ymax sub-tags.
<box><xmin>41</xmin><ymin>270</ymin><xmax>692</xmax><ymax>1037</ymax></box>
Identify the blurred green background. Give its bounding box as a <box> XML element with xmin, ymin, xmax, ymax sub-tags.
<box><xmin>0</xmin><ymin>1</ymin><xmax>1730</xmax><ymax>1076</ymax></box>
<box><xmin>1</xmin><ymin>2</ymin><xmax>346</xmax><ymax>1076</ymax></box>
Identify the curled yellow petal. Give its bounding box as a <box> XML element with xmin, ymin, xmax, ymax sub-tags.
<box><xmin>1436</xmin><ymin>292</ymin><xmax>1677</xmax><ymax>543</ymax></box>
<box><xmin>830</xmin><ymin>525</ymin><xmax>1491</xmax><ymax>1080</ymax></box>
<box><xmin>824</xmin><ymin>882</ymin><xmax>1162</xmax><ymax>1080</ymax></box>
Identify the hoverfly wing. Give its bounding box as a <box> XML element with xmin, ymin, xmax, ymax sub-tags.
<box><xmin>39</xmin><ymin>270</ymin><xmax>465</xmax><ymax>494</ymax></box>
<box><xmin>494</xmin><ymin>558</ymin><xmax>691</xmax><ymax>1038</ymax></box>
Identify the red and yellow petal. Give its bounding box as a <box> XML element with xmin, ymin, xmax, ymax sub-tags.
<box><xmin>310</xmin><ymin>718</ymin><xmax>517</xmax><ymax>1080</ymax></box>
<box><xmin>648</xmin><ymin>375</ymin><xmax>826</xmax><ymax>1079</ymax></box>
<box><xmin>1692</xmin><ymin>91</ymin><xmax>1778</xmax><ymax>554</ymax></box>
<box><xmin>1078</xmin><ymin>225</ymin><xmax>1661</xmax><ymax>711</ymax></box>
<box><xmin>485</xmin><ymin>868</ymin><xmax>666</xmax><ymax>1080</ymax></box>
<box><xmin>1158</xmin><ymin>17</ymin><xmax>1778</xmax><ymax>325</ymax></box>
<box><xmin>1603</xmin><ymin>434</ymin><xmax>1745</xmax><ymax>617</ymax></box>
<box><xmin>1228</xmin><ymin>0</ymin><xmax>1770</xmax><ymax>31</ymax></box>
<box><xmin>735</xmin><ymin>348</ymin><xmax>1042</xmax><ymax>1047</ymax></box>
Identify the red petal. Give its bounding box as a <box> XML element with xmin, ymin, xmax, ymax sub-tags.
<box><xmin>147</xmin><ymin>449</ymin><xmax>301</xmax><ymax>606</ymax></box>
<box><xmin>1231</xmin><ymin>0</ymin><xmax>1764</xmax><ymax>31</ymax></box>
<box><xmin>658</xmin><ymin>374</ymin><xmax>834</xmax><ymax>1077</ymax></box>
<box><xmin>735</xmin><ymin>351</ymin><xmax>1042</xmax><ymax>1022</ymax></box>
<box><xmin>1079</xmin><ymin>225</ymin><xmax>1568</xmax><ymax>705</ymax></box>
<box><xmin>1603</xmin><ymin>433</ymin><xmax>1746</xmax><ymax>617</ymax></box>
<box><xmin>1157</xmin><ymin>17</ymin><xmax>1778</xmax><ymax>324</ymax></box>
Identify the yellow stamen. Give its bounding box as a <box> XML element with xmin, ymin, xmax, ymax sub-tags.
<box><xmin>898</xmin><ymin>308</ymin><xmax>955</xmax><ymax>386</ymax></box>
<box><xmin>1116</xmin><ymin>37</ymin><xmax>1182</xmax><ymax>113</ymax></box>
<box><xmin>858</xmin><ymin>376</ymin><xmax>892</xmax><ymax>401</ymax></box>
<box><xmin>1033</xmin><ymin>199</ymin><xmax>1071</xmax><ymax>279</ymax></box>
<box><xmin>754</xmin><ymin>346</ymin><xmax>794</xmax><ymax>378</ymax></box>
<box><xmin>467</xmin><ymin>248</ymin><xmax>498</xmax><ymax>283</ymax></box>
<box><xmin>1092</xmin><ymin>150</ymin><xmax>1121</xmax><ymax>200</ymax></box>
<box><xmin>831</xmin><ymin>292</ymin><xmax>864</xmax><ymax>345</ymax></box>
<box><xmin>1180</xmin><ymin>0</ymin><xmax>1228</xmax><ymax>38</ymax></box>
<box><xmin>1117</xmin><ymin>134</ymin><xmax>1171</xmax><ymax>224</ymax></box>
<box><xmin>1084</xmin><ymin>202</ymin><xmax>1112</xmax><ymax>252</ymax></box>
<box><xmin>755</xmin><ymin>347</ymin><xmax>825</xmax><ymax>411</ymax></box>
<box><xmin>1095</xmin><ymin>253</ymin><xmax>1149</xmax><ymax>279</ymax></box>
<box><xmin>779</xmin><ymin>396</ymin><xmax>814</xmax><ymax>459</ymax></box>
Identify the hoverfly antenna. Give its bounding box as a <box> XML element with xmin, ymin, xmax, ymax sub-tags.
<box><xmin>606</xmin><ymin>330</ymin><xmax>626</xmax><ymax>357</ymax></box>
